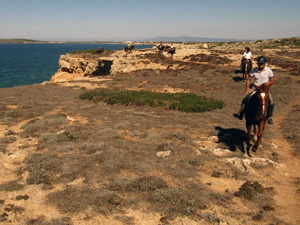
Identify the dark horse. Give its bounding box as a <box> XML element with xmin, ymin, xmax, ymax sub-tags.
<box><xmin>97</xmin><ymin>47</ymin><xmax>104</xmax><ymax>54</ymax></box>
<box><xmin>243</xmin><ymin>59</ymin><xmax>251</xmax><ymax>81</ymax></box>
<box><xmin>168</xmin><ymin>48</ymin><xmax>175</xmax><ymax>58</ymax></box>
<box><xmin>157</xmin><ymin>45</ymin><xmax>165</xmax><ymax>53</ymax></box>
<box><xmin>245</xmin><ymin>84</ymin><xmax>270</xmax><ymax>153</ymax></box>
<box><xmin>125</xmin><ymin>46</ymin><xmax>134</xmax><ymax>53</ymax></box>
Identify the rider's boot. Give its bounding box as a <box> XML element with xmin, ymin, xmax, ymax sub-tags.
<box><xmin>233</xmin><ymin>104</ymin><xmax>245</xmax><ymax>120</ymax></box>
<box><xmin>267</xmin><ymin>104</ymin><xmax>275</xmax><ymax>124</ymax></box>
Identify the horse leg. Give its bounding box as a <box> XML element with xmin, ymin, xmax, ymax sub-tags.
<box><xmin>252</xmin><ymin>121</ymin><xmax>266</xmax><ymax>152</ymax></box>
<box><xmin>244</xmin><ymin>66</ymin><xmax>248</xmax><ymax>80</ymax></box>
<box><xmin>246</xmin><ymin>124</ymin><xmax>252</xmax><ymax>152</ymax></box>
<box><xmin>253</xmin><ymin>123</ymin><xmax>257</xmax><ymax>141</ymax></box>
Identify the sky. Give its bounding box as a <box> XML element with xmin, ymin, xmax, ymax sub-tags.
<box><xmin>1</xmin><ymin>0</ymin><xmax>300</xmax><ymax>41</ymax></box>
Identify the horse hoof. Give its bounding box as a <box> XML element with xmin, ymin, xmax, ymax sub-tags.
<box><xmin>252</xmin><ymin>147</ymin><xmax>257</xmax><ymax>152</ymax></box>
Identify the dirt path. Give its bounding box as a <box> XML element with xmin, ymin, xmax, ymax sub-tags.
<box><xmin>267</xmin><ymin>101</ymin><xmax>300</xmax><ymax>224</ymax></box>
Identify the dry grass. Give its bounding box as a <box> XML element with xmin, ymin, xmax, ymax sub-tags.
<box><xmin>281</xmin><ymin>104</ymin><xmax>300</xmax><ymax>156</ymax></box>
<box><xmin>0</xmin><ymin>40</ymin><xmax>300</xmax><ymax>224</ymax></box>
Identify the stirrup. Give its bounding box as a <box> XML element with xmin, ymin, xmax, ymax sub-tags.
<box><xmin>268</xmin><ymin>117</ymin><xmax>274</xmax><ymax>124</ymax></box>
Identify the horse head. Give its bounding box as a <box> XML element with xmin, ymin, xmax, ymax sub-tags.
<box><xmin>243</xmin><ymin>59</ymin><xmax>252</xmax><ymax>80</ymax></box>
<box><xmin>255</xmin><ymin>84</ymin><xmax>270</xmax><ymax>118</ymax></box>
<box><xmin>255</xmin><ymin>82</ymin><xmax>271</xmax><ymax>93</ymax></box>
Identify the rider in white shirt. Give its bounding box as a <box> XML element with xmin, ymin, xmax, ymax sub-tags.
<box><xmin>243</xmin><ymin>48</ymin><xmax>252</xmax><ymax>60</ymax></box>
<box><xmin>234</xmin><ymin>56</ymin><xmax>275</xmax><ymax>124</ymax></box>
<box><xmin>241</xmin><ymin>47</ymin><xmax>252</xmax><ymax>71</ymax></box>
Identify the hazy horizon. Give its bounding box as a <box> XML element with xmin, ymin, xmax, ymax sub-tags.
<box><xmin>1</xmin><ymin>0</ymin><xmax>300</xmax><ymax>42</ymax></box>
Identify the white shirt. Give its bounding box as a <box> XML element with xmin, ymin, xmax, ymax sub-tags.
<box><xmin>250</xmin><ymin>66</ymin><xmax>274</xmax><ymax>87</ymax></box>
<box><xmin>243</xmin><ymin>51</ymin><xmax>252</xmax><ymax>60</ymax></box>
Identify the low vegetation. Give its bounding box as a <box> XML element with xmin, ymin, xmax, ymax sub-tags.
<box><xmin>79</xmin><ymin>89</ymin><xmax>224</xmax><ymax>113</ymax></box>
<box><xmin>69</xmin><ymin>49</ymin><xmax>99</xmax><ymax>54</ymax></box>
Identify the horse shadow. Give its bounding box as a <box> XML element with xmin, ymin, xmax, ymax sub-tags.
<box><xmin>232</xmin><ymin>70</ymin><xmax>244</xmax><ymax>82</ymax></box>
<box><xmin>215</xmin><ymin>126</ymin><xmax>247</xmax><ymax>153</ymax></box>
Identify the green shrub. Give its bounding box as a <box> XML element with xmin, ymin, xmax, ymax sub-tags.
<box><xmin>69</xmin><ymin>49</ymin><xmax>99</xmax><ymax>54</ymax></box>
<box><xmin>79</xmin><ymin>89</ymin><xmax>224</xmax><ymax>113</ymax></box>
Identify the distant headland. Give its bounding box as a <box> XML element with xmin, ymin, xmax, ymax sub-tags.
<box><xmin>0</xmin><ymin>39</ymin><xmax>64</xmax><ymax>44</ymax></box>
<box><xmin>0</xmin><ymin>39</ymin><xmax>126</xmax><ymax>44</ymax></box>
<box><xmin>0</xmin><ymin>36</ymin><xmax>251</xmax><ymax>44</ymax></box>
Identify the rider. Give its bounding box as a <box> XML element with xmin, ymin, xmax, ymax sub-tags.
<box><xmin>168</xmin><ymin>43</ymin><xmax>175</xmax><ymax>58</ymax></box>
<box><xmin>233</xmin><ymin>56</ymin><xmax>275</xmax><ymax>124</ymax></box>
<box><xmin>170</xmin><ymin>43</ymin><xmax>174</xmax><ymax>50</ymax></box>
<box><xmin>241</xmin><ymin>47</ymin><xmax>252</xmax><ymax>71</ymax></box>
<box><xmin>158</xmin><ymin>41</ymin><xmax>163</xmax><ymax>48</ymax></box>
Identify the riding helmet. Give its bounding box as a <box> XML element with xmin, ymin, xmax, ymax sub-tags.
<box><xmin>257</xmin><ymin>56</ymin><xmax>267</xmax><ymax>64</ymax></box>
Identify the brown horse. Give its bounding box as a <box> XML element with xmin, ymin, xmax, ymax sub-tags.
<box><xmin>243</xmin><ymin>59</ymin><xmax>251</xmax><ymax>80</ymax></box>
<box><xmin>245</xmin><ymin>84</ymin><xmax>270</xmax><ymax>153</ymax></box>
<box><xmin>97</xmin><ymin>47</ymin><xmax>104</xmax><ymax>54</ymax></box>
<box><xmin>125</xmin><ymin>46</ymin><xmax>134</xmax><ymax>53</ymax></box>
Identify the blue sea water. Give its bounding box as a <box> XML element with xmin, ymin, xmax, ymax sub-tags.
<box><xmin>0</xmin><ymin>43</ymin><xmax>154</xmax><ymax>89</ymax></box>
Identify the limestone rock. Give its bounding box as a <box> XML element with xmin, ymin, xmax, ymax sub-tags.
<box><xmin>50</xmin><ymin>54</ymin><xmax>113</xmax><ymax>83</ymax></box>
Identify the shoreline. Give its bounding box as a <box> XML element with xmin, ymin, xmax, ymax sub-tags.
<box><xmin>2</xmin><ymin>37</ymin><xmax>299</xmax><ymax>90</ymax></box>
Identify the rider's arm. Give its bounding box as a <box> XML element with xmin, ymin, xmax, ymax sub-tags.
<box><xmin>265</xmin><ymin>77</ymin><xmax>275</xmax><ymax>88</ymax></box>
<box><xmin>245</xmin><ymin>76</ymin><xmax>252</xmax><ymax>94</ymax></box>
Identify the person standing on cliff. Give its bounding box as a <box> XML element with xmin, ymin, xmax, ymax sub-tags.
<box><xmin>233</xmin><ymin>56</ymin><xmax>275</xmax><ymax>124</ymax></box>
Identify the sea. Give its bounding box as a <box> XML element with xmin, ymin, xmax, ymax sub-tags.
<box><xmin>0</xmin><ymin>43</ymin><xmax>154</xmax><ymax>89</ymax></box>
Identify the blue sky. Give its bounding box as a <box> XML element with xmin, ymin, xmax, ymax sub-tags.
<box><xmin>1</xmin><ymin>0</ymin><xmax>299</xmax><ymax>41</ymax></box>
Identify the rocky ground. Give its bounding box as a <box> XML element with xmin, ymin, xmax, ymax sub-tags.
<box><xmin>1</xmin><ymin>38</ymin><xmax>300</xmax><ymax>224</ymax></box>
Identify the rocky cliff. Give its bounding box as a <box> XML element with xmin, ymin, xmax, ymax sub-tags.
<box><xmin>49</xmin><ymin>38</ymin><xmax>300</xmax><ymax>87</ymax></box>
<box><xmin>49</xmin><ymin>47</ymin><xmax>174</xmax><ymax>85</ymax></box>
<box><xmin>50</xmin><ymin>53</ymin><xmax>113</xmax><ymax>83</ymax></box>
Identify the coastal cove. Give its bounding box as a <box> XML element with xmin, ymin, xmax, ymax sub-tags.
<box><xmin>0</xmin><ymin>43</ymin><xmax>154</xmax><ymax>89</ymax></box>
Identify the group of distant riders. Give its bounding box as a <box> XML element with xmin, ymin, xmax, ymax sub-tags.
<box><xmin>157</xmin><ymin>42</ymin><xmax>176</xmax><ymax>57</ymax></box>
